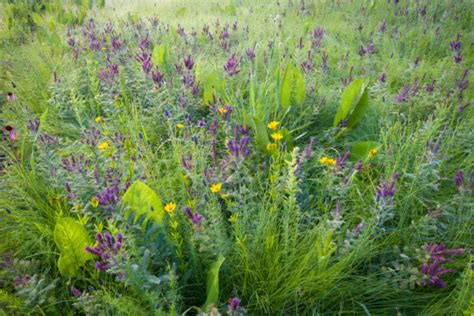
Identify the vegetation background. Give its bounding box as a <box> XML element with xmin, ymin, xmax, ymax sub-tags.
<box><xmin>0</xmin><ymin>0</ymin><xmax>472</xmax><ymax>315</ymax></box>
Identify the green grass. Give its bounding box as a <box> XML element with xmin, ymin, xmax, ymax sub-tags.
<box><xmin>0</xmin><ymin>0</ymin><xmax>472</xmax><ymax>315</ymax></box>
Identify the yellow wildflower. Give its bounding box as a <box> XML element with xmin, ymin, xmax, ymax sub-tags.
<box><xmin>95</xmin><ymin>116</ymin><xmax>103</xmax><ymax>123</ymax></box>
<box><xmin>271</xmin><ymin>132</ymin><xmax>283</xmax><ymax>141</ymax></box>
<box><xmin>319</xmin><ymin>156</ymin><xmax>337</xmax><ymax>166</ymax></box>
<box><xmin>90</xmin><ymin>197</ymin><xmax>99</xmax><ymax>208</ymax></box>
<box><xmin>218</xmin><ymin>107</ymin><xmax>228</xmax><ymax>114</ymax></box>
<box><xmin>267</xmin><ymin>121</ymin><xmax>280</xmax><ymax>130</ymax></box>
<box><xmin>266</xmin><ymin>143</ymin><xmax>277</xmax><ymax>152</ymax></box>
<box><xmin>176</xmin><ymin>123</ymin><xmax>184</xmax><ymax>129</ymax></box>
<box><xmin>369</xmin><ymin>148</ymin><xmax>378</xmax><ymax>156</ymax></box>
<box><xmin>211</xmin><ymin>183</ymin><xmax>222</xmax><ymax>193</ymax></box>
<box><xmin>165</xmin><ymin>202</ymin><xmax>176</xmax><ymax>214</ymax></box>
<box><xmin>97</xmin><ymin>142</ymin><xmax>109</xmax><ymax>150</ymax></box>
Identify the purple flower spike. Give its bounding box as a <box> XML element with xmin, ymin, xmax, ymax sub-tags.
<box><xmin>71</xmin><ymin>287</ymin><xmax>82</xmax><ymax>297</ymax></box>
<box><xmin>224</xmin><ymin>53</ymin><xmax>240</xmax><ymax>76</ymax></box>
<box><xmin>375</xmin><ymin>172</ymin><xmax>399</xmax><ymax>202</ymax></box>
<box><xmin>454</xmin><ymin>170</ymin><xmax>464</xmax><ymax>191</ymax></box>
<box><xmin>184</xmin><ymin>206</ymin><xmax>204</xmax><ymax>225</ymax></box>
<box><xmin>228</xmin><ymin>297</ymin><xmax>241</xmax><ymax>312</ymax></box>
<box><xmin>421</xmin><ymin>243</ymin><xmax>465</xmax><ymax>288</ymax></box>
<box><xmin>85</xmin><ymin>231</ymin><xmax>124</xmax><ymax>272</ymax></box>
<box><xmin>395</xmin><ymin>85</ymin><xmax>410</xmax><ymax>102</ymax></box>
<box><xmin>183</xmin><ymin>55</ymin><xmax>194</xmax><ymax>70</ymax></box>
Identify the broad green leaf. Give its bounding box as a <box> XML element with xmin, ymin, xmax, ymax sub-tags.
<box><xmin>350</xmin><ymin>141</ymin><xmax>381</xmax><ymax>161</ymax></box>
<box><xmin>122</xmin><ymin>180</ymin><xmax>165</xmax><ymax>226</ymax></box>
<box><xmin>54</xmin><ymin>217</ymin><xmax>92</xmax><ymax>277</ymax></box>
<box><xmin>152</xmin><ymin>44</ymin><xmax>167</xmax><ymax>67</ymax></box>
<box><xmin>293</xmin><ymin>66</ymin><xmax>306</xmax><ymax>105</ymax></box>
<box><xmin>333</xmin><ymin>79</ymin><xmax>366</xmax><ymax>127</ymax></box>
<box><xmin>251</xmin><ymin>116</ymin><xmax>270</xmax><ymax>150</ymax></box>
<box><xmin>347</xmin><ymin>87</ymin><xmax>369</xmax><ymax>128</ymax></box>
<box><xmin>280</xmin><ymin>62</ymin><xmax>306</xmax><ymax>109</ymax></box>
<box><xmin>280</xmin><ymin>63</ymin><xmax>293</xmax><ymax>109</ymax></box>
<box><xmin>202</xmin><ymin>255</ymin><xmax>225</xmax><ymax>311</ymax></box>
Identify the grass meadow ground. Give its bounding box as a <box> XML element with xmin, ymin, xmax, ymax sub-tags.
<box><xmin>0</xmin><ymin>0</ymin><xmax>473</xmax><ymax>315</ymax></box>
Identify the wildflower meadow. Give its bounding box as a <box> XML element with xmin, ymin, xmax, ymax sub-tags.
<box><xmin>0</xmin><ymin>0</ymin><xmax>473</xmax><ymax>315</ymax></box>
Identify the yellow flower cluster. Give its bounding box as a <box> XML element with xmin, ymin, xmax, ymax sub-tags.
<box><xmin>266</xmin><ymin>120</ymin><xmax>282</xmax><ymax>151</ymax></box>
<box><xmin>165</xmin><ymin>202</ymin><xmax>177</xmax><ymax>214</ymax></box>
<box><xmin>319</xmin><ymin>156</ymin><xmax>336</xmax><ymax>166</ymax></box>
<box><xmin>211</xmin><ymin>183</ymin><xmax>222</xmax><ymax>193</ymax></box>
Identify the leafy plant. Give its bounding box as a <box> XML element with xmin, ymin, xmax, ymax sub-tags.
<box><xmin>333</xmin><ymin>79</ymin><xmax>369</xmax><ymax>128</ymax></box>
<box><xmin>122</xmin><ymin>180</ymin><xmax>165</xmax><ymax>227</ymax></box>
<box><xmin>54</xmin><ymin>217</ymin><xmax>92</xmax><ymax>277</ymax></box>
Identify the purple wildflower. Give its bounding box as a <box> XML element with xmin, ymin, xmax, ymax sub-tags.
<box><xmin>85</xmin><ymin>232</ymin><xmax>124</xmax><ymax>271</ymax></box>
<box><xmin>4</xmin><ymin>125</ymin><xmax>17</xmax><ymax>143</ymax></box>
<box><xmin>183</xmin><ymin>55</ymin><xmax>194</xmax><ymax>70</ymax></box>
<box><xmin>395</xmin><ymin>85</ymin><xmax>410</xmax><ymax>102</ymax></box>
<box><xmin>246</xmin><ymin>47</ymin><xmax>256</xmax><ymax>61</ymax></box>
<box><xmin>450</xmin><ymin>33</ymin><xmax>461</xmax><ymax>52</ymax></box>
<box><xmin>224</xmin><ymin>53</ymin><xmax>240</xmax><ymax>76</ymax></box>
<box><xmin>336</xmin><ymin>151</ymin><xmax>351</xmax><ymax>170</ymax></box>
<box><xmin>228</xmin><ymin>297</ymin><xmax>241</xmax><ymax>312</ymax></box>
<box><xmin>192</xmin><ymin>81</ymin><xmax>200</xmax><ymax>97</ymax></box>
<box><xmin>375</xmin><ymin>172</ymin><xmax>399</xmax><ymax>202</ymax></box>
<box><xmin>28</xmin><ymin>120</ymin><xmax>40</xmax><ymax>133</ymax></box>
<box><xmin>38</xmin><ymin>132</ymin><xmax>59</xmax><ymax>145</ymax></box>
<box><xmin>71</xmin><ymin>287</ymin><xmax>82</xmax><ymax>297</ymax></box>
<box><xmin>135</xmin><ymin>51</ymin><xmax>153</xmax><ymax>74</ymax></box>
<box><xmin>454</xmin><ymin>170</ymin><xmax>464</xmax><ymax>191</ymax></box>
<box><xmin>302</xmin><ymin>137</ymin><xmax>316</xmax><ymax>159</ymax></box>
<box><xmin>6</xmin><ymin>92</ymin><xmax>16</xmax><ymax>102</ymax></box>
<box><xmin>152</xmin><ymin>69</ymin><xmax>164</xmax><ymax>87</ymax></box>
<box><xmin>421</xmin><ymin>243</ymin><xmax>465</xmax><ymax>288</ymax></box>
<box><xmin>184</xmin><ymin>206</ymin><xmax>204</xmax><ymax>225</ymax></box>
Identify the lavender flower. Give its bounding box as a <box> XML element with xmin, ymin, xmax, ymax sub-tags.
<box><xmin>336</xmin><ymin>151</ymin><xmax>351</xmax><ymax>170</ymax></box>
<box><xmin>228</xmin><ymin>297</ymin><xmax>241</xmax><ymax>312</ymax></box>
<box><xmin>183</xmin><ymin>55</ymin><xmax>194</xmax><ymax>70</ymax></box>
<box><xmin>28</xmin><ymin>120</ymin><xmax>40</xmax><ymax>133</ymax></box>
<box><xmin>450</xmin><ymin>33</ymin><xmax>461</xmax><ymax>52</ymax></box>
<box><xmin>421</xmin><ymin>243</ymin><xmax>465</xmax><ymax>288</ymax></box>
<box><xmin>135</xmin><ymin>51</ymin><xmax>153</xmax><ymax>74</ymax></box>
<box><xmin>395</xmin><ymin>85</ymin><xmax>410</xmax><ymax>102</ymax></box>
<box><xmin>184</xmin><ymin>206</ymin><xmax>204</xmax><ymax>225</ymax></box>
<box><xmin>38</xmin><ymin>132</ymin><xmax>59</xmax><ymax>145</ymax></box>
<box><xmin>81</xmin><ymin>127</ymin><xmax>101</xmax><ymax>147</ymax></box>
<box><xmin>454</xmin><ymin>170</ymin><xmax>464</xmax><ymax>191</ymax></box>
<box><xmin>71</xmin><ymin>287</ymin><xmax>82</xmax><ymax>297</ymax></box>
<box><xmin>182</xmin><ymin>71</ymin><xmax>195</xmax><ymax>88</ymax></box>
<box><xmin>192</xmin><ymin>81</ymin><xmax>200</xmax><ymax>97</ymax></box>
<box><xmin>224</xmin><ymin>53</ymin><xmax>240</xmax><ymax>76</ymax></box>
<box><xmin>246</xmin><ymin>47</ymin><xmax>256</xmax><ymax>61</ymax></box>
<box><xmin>152</xmin><ymin>69</ymin><xmax>164</xmax><ymax>87</ymax></box>
<box><xmin>375</xmin><ymin>172</ymin><xmax>399</xmax><ymax>203</ymax></box>
<box><xmin>181</xmin><ymin>154</ymin><xmax>193</xmax><ymax>170</ymax></box>
<box><xmin>302</xmin><ymin>137</ymin><xmax>316</xmax><ymax>159</ymax></box>
<box><xmin>85</xmin><ymin>232</ymin><xmax>124</xmax><ymax>271</ymax></box>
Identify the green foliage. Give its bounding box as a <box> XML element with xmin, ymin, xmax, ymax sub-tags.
<box><xmin>1</xmin><ymin>0</ymin><xmax>472</xmax><ymax>315</ymax></box>
<box><xmin>280</xmin><ymin>62</ymin><xmax>305</xmax><ymax>109</ymax></box>
<box><xmin>333</xmin><ymin>79</ymin><xmax>369</xmax><ymax>128</ymax></box>
<box><xmin>54</xmin><ymin>217</ymin><xmax>92</xmax><ymax>277</ymax></box>
<box><xmin>122</xmin><ymin>180</ymin><xmax>165</xmax><ymax>227</ymax></box>
<box><xmin>202</xmin><ymin>255</ymin><xmax>225</xmax><ymax>312</ymax></box>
